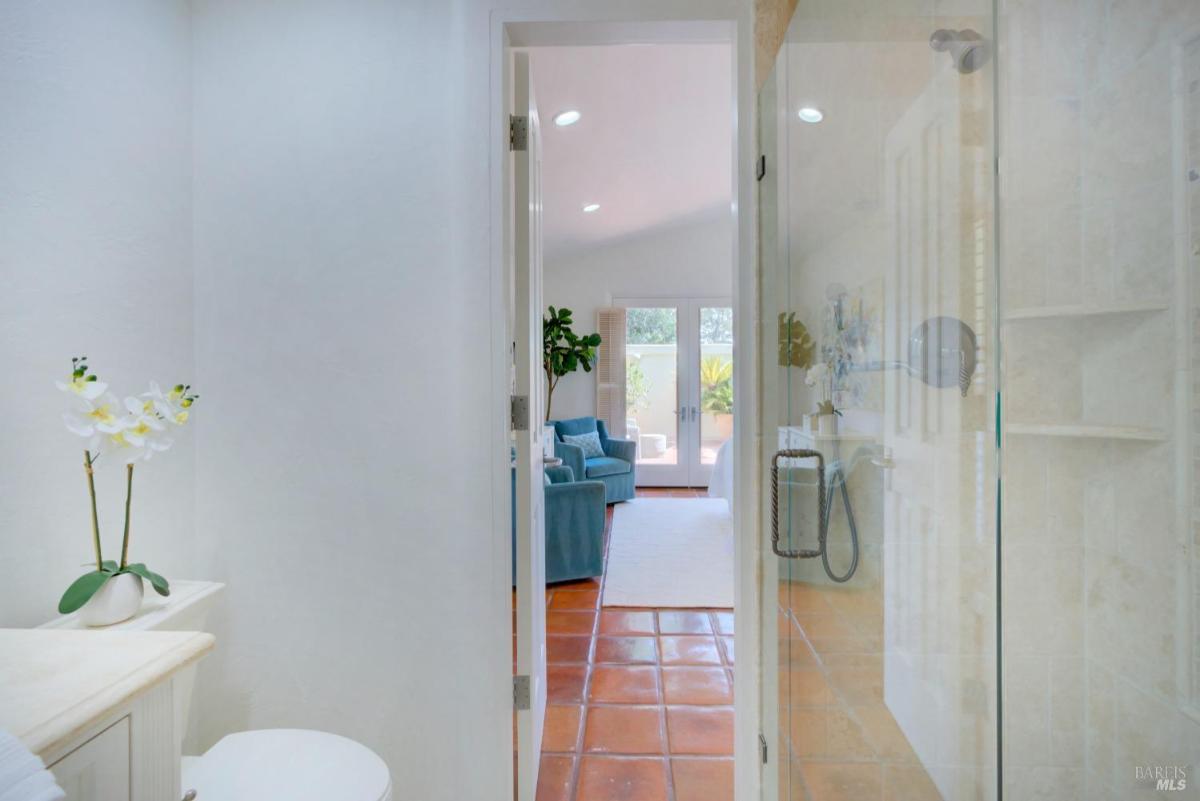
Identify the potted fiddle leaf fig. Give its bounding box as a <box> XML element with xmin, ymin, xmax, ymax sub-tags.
<box><xmin>56</xmin><ymin>356</ymin><xmax>198</xmax><ymax>626</ymax></box>
<box><xmin>543</xmin><ymin>306</ymin><xmax>601</xmax><ymax>421</ymax></box>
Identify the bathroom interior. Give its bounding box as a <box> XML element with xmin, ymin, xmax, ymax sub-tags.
<box><xmin>762</xmin><ymin>0</ymin><xmax>1200</xmax><ymax>799</ymax></box>
<box><xmin>1</xmin><ymin>1</ymin><xmax>1199</xmax><ymax>800</ymax></box>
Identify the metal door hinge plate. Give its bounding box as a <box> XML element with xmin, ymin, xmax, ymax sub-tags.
<box><xmin>759</xmin><ymin>733</ymin><xmax>768</xmax><ymax>764</ymax></box>
<box><xmin>510</xmin><ymin>395</ymin><xmax>530</xmax><ymax>431</ymax></box>
<box><xmin>513</xmin><ymin>674</ymin><xmax>531</xmax><ymax>710</ymax></box>
<box><xmin>510</xmin><ymin>115</ymin><xmax>528</xmax><ymax>151</ymax></box>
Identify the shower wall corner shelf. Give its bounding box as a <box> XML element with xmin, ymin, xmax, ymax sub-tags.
<box><xmin>1002</xmin><ymin>300</ymin><xmax>1171</xmax><ymax>321</ymax></box>
<box><xmin>1005</xmin><ymin>422</ymin><xmax>1168</xmax><ymax>441</ymax></box>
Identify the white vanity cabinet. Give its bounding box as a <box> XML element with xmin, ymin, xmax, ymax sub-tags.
<box><xmin>0</xmin><ymin>629</ymin><xmax>213</xmax><ymax>801</ymax></box>
<box><xmin>48</xmin><ymin>717</ymin><xmax>131</xmax><ymax>801</ymax></box>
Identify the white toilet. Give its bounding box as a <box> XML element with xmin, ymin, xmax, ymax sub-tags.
<box><xmin>42</xmin><ymin>580</ymin><xmax>392</xmax><ymax>801</ymax></box>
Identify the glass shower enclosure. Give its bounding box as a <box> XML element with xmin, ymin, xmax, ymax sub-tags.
<box><xmin>759</xmin><ymin>1</ymin><xmax>1200</xmax><ymax>799</ymax></box>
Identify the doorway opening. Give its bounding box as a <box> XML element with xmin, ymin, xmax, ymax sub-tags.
<box><xmin>497</xmin><ymin>17</ymin><xmax>754</xmax><ymax>801</ymax></box>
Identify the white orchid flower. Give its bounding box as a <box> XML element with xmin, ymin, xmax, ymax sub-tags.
<box><xmin>804</xmin><ymin>363</ymin><xmax>828</xmax><ymax>387</ymax></box>
<box><xmin>92</xmin><ymin>424</ymin><xmax>146</xmax><ymax>465</ymax></box>
<box><xmin>63</xmin><ymin>392</ymin><xmax>125</xmax><ymax>438</ymax></box>
<box><xmin>56</xmin><ymin>375</ymin><xmax>109</xmax><ymax>402</ymax></box>
<box><xmin>142</xmin><ymin>381</ymin><xmax>191</xmax><ymax>426</ymax></box>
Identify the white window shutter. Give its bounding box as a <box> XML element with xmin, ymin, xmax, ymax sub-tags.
<box><xmin>595</xmin><ymin>308</ymin><xmax>627</xmax><ymax>439</ymax></box>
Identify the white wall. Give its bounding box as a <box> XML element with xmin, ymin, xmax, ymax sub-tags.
<box><xmin>189</xmin><ymin>3</ymin><xmax>509</xmax><ymax>796</ymax></box>
<box><xmin>0</xmin><ymin>1</ymin><xmax>195</xmax><ymax>626</ymax></box>
<box><xmin>0</xmin><ymin>3</ymin><xmax>738</xmax><ymax>798</ymax></box>
<box><xmin>543</xmin><ymin>214</ymin><xmax>733</xmax><ymax>420</ymax></box>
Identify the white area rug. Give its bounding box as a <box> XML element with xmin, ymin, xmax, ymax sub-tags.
<box><xmin>603</xmin><ymin>498</ymin><xmax>734</xmax><ymax>608</ymax></box>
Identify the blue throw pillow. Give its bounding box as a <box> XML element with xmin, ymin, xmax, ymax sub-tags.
<box><xmin>562</xmin><ymin>430</ymin><xmax>604</xmax><ymax>458</ymax></box>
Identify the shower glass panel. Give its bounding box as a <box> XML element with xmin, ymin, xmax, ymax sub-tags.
<box><xmin>997</xmin><ymin>1</ymin><xmax>1200</xmax><ymax>798</ymax></box>
<box><xmin>763</xmin><ymin>3</ymin><xmax>998</xmax><ymax>799</ymax></box>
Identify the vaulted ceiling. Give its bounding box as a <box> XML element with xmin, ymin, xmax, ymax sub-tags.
<box><xmin>529</xmin><ymin>44</ymin><xmax>732</xmax><ymax>259</ymax></box>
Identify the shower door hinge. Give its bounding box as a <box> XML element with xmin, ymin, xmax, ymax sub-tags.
<box><xmin>758</xmin><ymin>733</ymin><xmax>768</xmax><ymax>764</ymax></box>
<box><xmin>510</xmin><ymin>395</ymin><xmax>530</xmax><ymax>431</ymax></box>
<box><xmin>509</xmin><ymin>115</ymin><xmax>528</xmax><ymax>151</ymax></box>
<box><xmin>513</xmin><ymin>674</ymin><xmax>531</xmax><ymax>710</ymax></box>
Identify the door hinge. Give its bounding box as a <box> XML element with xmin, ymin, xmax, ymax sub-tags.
<box><xmin>758</xmin><ymin>733</ymin><xmax>768</xmax><ymax>764</ymax></box>
<box><xmin>509</xmin><ymin>115</ymin><xmax>528</xmax><ymax>151</ymax></box>
<box><xmin>513</xmin><ymin>674</ymin><xmax>531</xmax><ymax>710</ymax></box>
<box><xmin>756</xmin><ymin>154</ymin><xmax>767</xmax><ymax>181</ymax></box>
<box><xmin>510</xmin><ymin>395</ymin><xmax>530</xmax><ymax>431</ymax></box>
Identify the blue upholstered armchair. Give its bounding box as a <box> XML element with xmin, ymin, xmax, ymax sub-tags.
<box><xmin>549</xmin><ymin>417</ymin><xmax>636</xmax><ymax>503</ymax></box>
<box><xmin>511</xmin><ymin>465</ymin><xmax>605</xmax><ymax>585</ymax></box>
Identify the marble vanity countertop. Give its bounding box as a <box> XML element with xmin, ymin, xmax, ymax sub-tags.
<box><xmin>0</xmin><ymin>628</ymin><xmax>214</xmax><ymax>757</ymax></box>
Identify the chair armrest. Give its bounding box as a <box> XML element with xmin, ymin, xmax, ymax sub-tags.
<box><xmin>603</xmin><ymin>437</ymin><xmax>637</xmax><ymax>464</ymax></box>
<box><xmin>555</xmin><ymin>441</ymin><xmax>586</xmax><ymax>481</ymax></box>
<box><xmin>545</xmin><ymin>479</ymin><xmax>606</xmax><ymax>527</ymax></box>
<box><xmin>546</xmin><ymin>465</ymin><xmax>575</xmax><ymax>484</ymax></box>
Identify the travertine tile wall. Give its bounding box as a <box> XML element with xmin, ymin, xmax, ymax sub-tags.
<box><xmin>999</xmin><ymin>1</ymin><xmax>1200</xmax><ymax>798</ymax></box>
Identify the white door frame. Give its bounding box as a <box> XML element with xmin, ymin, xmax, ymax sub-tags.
<box><xmin>488</xmin><ymin>5</ymin><xmax>760</xmax><ymax>801</ymax></box>
<box><xmin>616</xmin><ymin>296</ymin><xmax>734</xmax><ymax>488</ymax></box>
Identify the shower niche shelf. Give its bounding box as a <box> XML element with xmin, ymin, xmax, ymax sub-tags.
<box><xmin>1003</xmin><ymin>300</ymin><xmax>1170</xmax><ymax>321</ymax></box>
<box><xmin>1005</xmin><ymin>422</ymin><xmax>1168</xmax><ymax>441</ymax></box>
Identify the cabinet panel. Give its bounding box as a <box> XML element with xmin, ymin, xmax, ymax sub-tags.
<box><xmin>51</xmin><ymin>717</ymin><xmax>131</xmax><ymax>801</ymax></box>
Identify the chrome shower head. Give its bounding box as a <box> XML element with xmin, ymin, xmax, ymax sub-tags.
<box><xmin>930</xmin><ymin>28</ymin><xmax>991</xmax><ymax>75</ymax></box>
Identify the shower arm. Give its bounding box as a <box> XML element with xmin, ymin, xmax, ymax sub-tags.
<box><xmin>847</xmin><ymin>353</ymin><xmax>972</xmax><ymax>397</ymax></box>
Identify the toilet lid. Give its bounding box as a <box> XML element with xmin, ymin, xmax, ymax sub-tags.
<box><xmin>183</xmin><ymin>729</ymin><xmax>392</xmax><ymax>801</ymax></box>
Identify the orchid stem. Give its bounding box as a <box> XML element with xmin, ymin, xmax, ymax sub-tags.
<box><xmin>84</xmin><ymin>451</ymin><xmax>103</xmax><ymax>570</ymax></box>
<box><xmin>119</xmin><ymin>463</ymin><xmax>134</xmax><ymax>570</ymax></box>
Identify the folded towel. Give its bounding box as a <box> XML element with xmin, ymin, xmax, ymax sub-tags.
<box><xmin>0</xmin><ymin>730</ymin><xmax>64</xmax><ymax>801</ymax></box>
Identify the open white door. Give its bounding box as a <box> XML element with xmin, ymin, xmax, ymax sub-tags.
<box><xmin>511</xmin><ymin>50</ymin><xmax>547</xmax><ymax>801</ymax></box>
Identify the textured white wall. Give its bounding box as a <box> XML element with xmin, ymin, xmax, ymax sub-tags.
<box><xmin>188</xmin><ymin>1</ymin><xmax>509</xmax><ymax>796</ymax></box>
<box><xmin>543</xmin><ymin>215</ymin><xmax>734</xmax><ymax>421</ymax></box>
<box><xmin>0</xmin><ymin>1</ymin><xmax>195</xmax><ymax>627</ymax></box>
<box><xmin>1</xmin><ymin>2</ymin><xmax>737</xmax><ymax>797</ymax></box>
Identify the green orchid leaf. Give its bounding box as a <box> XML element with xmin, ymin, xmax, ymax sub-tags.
<box><xmin>123</xmin><ymin>563</ymin><xmax>170</xmax><ymax>596</ymax></box>
<box><xmin>101</xmin><ymin>560</ymin><xmax>119</xmax><ymax>573</ymax></box>
<box><xmin>58</xmin><ymin>571</ymin><xmax>113</xmax><ymax>614</ymax></box>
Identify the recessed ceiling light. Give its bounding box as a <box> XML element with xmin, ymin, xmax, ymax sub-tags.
<box><xmin>554</xmin><ymin>110</ymin><xmax>581</xmax><ymax>127</ymax></box>
<box><xmin>582</xmin><ymin>203</ymin><xmax>600</xmax><ymax>213</ymax></box>
<box><xmin>797</xmin><ymin>106</ymin><xmax>824</xmax><ymax>124</ymax></box>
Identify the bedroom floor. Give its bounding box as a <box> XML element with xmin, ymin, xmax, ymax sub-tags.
<box><xmin>534</xmin><ymin>487</ymin><xmax>735</xmax><ymax>801</ymax></box>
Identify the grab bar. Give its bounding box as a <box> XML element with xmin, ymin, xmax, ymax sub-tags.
<box><xmin>770</xmin><ymin>449</ymin><xmax>826</xmax><ymax>559</ymax></box>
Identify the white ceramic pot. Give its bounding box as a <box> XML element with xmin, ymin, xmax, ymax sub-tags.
<box><xmin>817</xmin><ymin>413</ymin><xmax>839</xmax><ymax>436</ymax></box>
<box><xmin>80</xmin><ymin>572</ymin><xmax>144</xmax><ymax>627</ymax></box>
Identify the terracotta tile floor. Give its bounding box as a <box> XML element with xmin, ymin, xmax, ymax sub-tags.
<box><xmin>532</xmin><ymin>487</ymin><xmax>734</xmax><ymax>801</ymax></box>
<box><xmin>778</xmin><ymin>583</ymin><xmax>942</xmax><ymax>801</ymax></box>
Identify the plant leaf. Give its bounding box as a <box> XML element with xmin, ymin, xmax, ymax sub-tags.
<box><xmin>123</xmin><ymin>563</ymin><xmax>170</xmax><ymax>596</ymax></box>
<box><xmin>101</xmin><ymin>560</ymin><xmax>119</xmax><ymax>573</ymax></box>
<box><xmin>58</xmin><ymin>571</ymin><xmax>113</xmax><ymax>614</ymax></box>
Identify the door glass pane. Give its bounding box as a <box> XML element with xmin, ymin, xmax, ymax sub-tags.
<box><xmin>699</xmin><ymin>306</ymin><xmax>734</xmax><ymax>465</ymax></box>
<box><xmin>626</xmin><ymin>307</ymin><xmax>678</xmax><ymax>466</ymax></box>
<box><xmin>766</xmin><ymin>2</ymin><xmax>997</xmax><ymax>799</ymax></box>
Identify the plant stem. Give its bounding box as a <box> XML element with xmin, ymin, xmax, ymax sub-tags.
<box><xmin>119</xmin><ymin>463</ymin><xmax>134</xmax><ymax>570</ymax></box>
<box><xmin>83</xmin><ymin>450</ymin><xmax>102</xmax><ymax>570</ymax></box>
<box><xmin>545</xmin><ymin>370</ymin><xmax>558</xmax><ymax>421</ymax></box>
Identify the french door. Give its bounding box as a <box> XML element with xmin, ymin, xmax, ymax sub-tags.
<box><xmin>616</xmin><ymin>297</ymin><xmax>733</xmax><ymax>488</ymax></box>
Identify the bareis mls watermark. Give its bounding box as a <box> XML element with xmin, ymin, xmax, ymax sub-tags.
<box><xmin>1135</xmin><ymin>765</ymin><xmax>1189</xmax><ymax>792</ymax></box>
